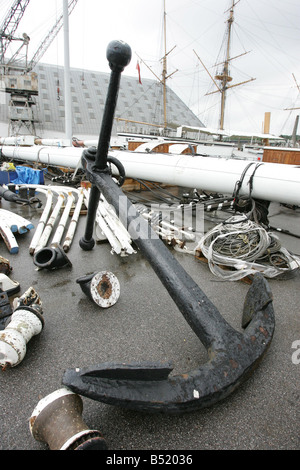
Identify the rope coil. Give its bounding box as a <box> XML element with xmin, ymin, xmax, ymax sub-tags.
<box><xmin>196</xmin><ymin>215</ymin><xmax>300</xmax><ymax>280</ymax></box>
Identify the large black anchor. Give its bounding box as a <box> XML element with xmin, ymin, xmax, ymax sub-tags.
<box><xmin>62</xmin><ymin>40</ymin><xmax>275</xmax><ymax>414</ymax></box>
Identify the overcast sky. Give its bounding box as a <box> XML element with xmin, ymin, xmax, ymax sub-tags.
<box><xmin>2</xmin><ymin>0</ymin><xmax>300</xmax><ymax>136</ymax></box>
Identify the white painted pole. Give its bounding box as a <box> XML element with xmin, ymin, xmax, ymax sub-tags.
<box><xmin>63</xmin><ymin>188</ymin><xmax>84</xmax><ymax>252</ymax></box>
<box><xmin>1</xmin><ymin>146</ymin><xmax>84</xmax><ymax>168</ymax></box>
<box><xmin>29</xmin><ymin>190</ymin><xmax>53</xmax><ymax>255</ymax></box>
<box><xmin>63</xmin><ymin>0</ymin><xmax>72</xmax><ymax>145</ymax></box>
<box><xmin>51</xmin><ymin>192</ymin><xmax>74</xmax><ymax>247</ymax></box>
<box><xmin>0</xmin><ymin>220</ymin><xmax>19</xmax><ymax>254</ymax></box>
<box><xmin>112</xmin><ymin>150</ymin><xmax>300</xmax><ymax>206</ymax></box>
<box><xmin>34</xmin><ymin>193</ymin><xmax>65</xmax><ymax>253</ymax></box>
<box><xmin>1</xmin><ymin>146</ymin><xmax>300</xmax><ymax>205</ymax></box>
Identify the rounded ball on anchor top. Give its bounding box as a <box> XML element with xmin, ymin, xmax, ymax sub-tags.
<box><xmin>106</xmin><ymin>40</ymin><xmax>132</xmax><ymax>71</ymax></box>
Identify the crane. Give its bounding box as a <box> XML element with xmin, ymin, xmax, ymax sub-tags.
<box><xmin>0</xmin><ymin>0</ymin><xmax>30</xmax><ymax>65</ymax></box>
<box><xmin>0</xmin><ymin>0</ymin><xmax>79</xmax><ymax>136</ymax></box>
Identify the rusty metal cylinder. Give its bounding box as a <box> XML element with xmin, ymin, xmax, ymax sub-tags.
<box><xmin>29</xmin><ymin>388</ymin><xmax>107</xmax><ymax>450</ymax></box>
<box><xmin>76</xmin><ymin>271</ymin><xmax>120</xmax><ymax>308</ymax></box>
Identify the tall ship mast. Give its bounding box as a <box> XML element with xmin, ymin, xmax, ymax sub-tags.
<box><xmin>161</xmin><ymin>0</ymin><xmax>178</xmax><ymax>129</ymax></box>
<box><xmin>216</xmin><ymin>0</ymin><xmax>236</xmax><ymax>131</ymax></box>
<box><xmin>136</xmin><ymin>0</ymin><xmax>177</xmax><ymax>132</ymax></box>
<box><xmin>198</xmin><ymin>0</ymin><xmax>256</xmax><ymax>134</ymax></box>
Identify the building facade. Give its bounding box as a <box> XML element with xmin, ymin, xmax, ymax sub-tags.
<box><xmin>0</xmin><ymin>62</ymin><xmax>204</xmax><ymax>140</ymax></box>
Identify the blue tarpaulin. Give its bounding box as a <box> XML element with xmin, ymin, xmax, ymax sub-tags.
<box><xmin>9</xmin><ymin>166</ymin><xmax>44</xmax><ymax>185</ymax></box>
<box><xmin>0</xmin><ymin>171</ymin><xmax>18</xmax><ymax>184</ymax></box>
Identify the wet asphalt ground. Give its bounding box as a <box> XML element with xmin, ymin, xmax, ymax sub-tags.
<box><xmin>0</xmin><ymin>190</ymin><xmax>299</xmax><ymax>452</ymax></box>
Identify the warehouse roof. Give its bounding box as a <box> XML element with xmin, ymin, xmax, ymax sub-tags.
<box><xmin>0</xmin><ymin>62</ymin><xmax>203</xmax><ymax>138</ymax></box>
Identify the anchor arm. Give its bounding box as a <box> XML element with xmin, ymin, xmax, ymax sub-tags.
<box><xmin>63</xmin><ymin>273</ymin><xmax>274</xmax><ymax>413</ymax></box>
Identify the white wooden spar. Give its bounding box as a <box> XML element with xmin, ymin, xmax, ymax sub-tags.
<box><xmin>1</xmin><ymin>145</ymin><xmax>300</xmax><ymax>206</ymax></box>
<box><xmin>63</xmin><ymin>188</ymin><xmax>84</xmax><ymax>252</ymax></box>
<box><xmin>112</xmin><ymin>150</ymin><xmax>300</xmax><ymax>206</ymax></box>
<box><xmin>29</xmin><ymin>189</ymin><xmax>53</xmax><ymax>255</ymax></box>
<box><xmin>34</xmin><ymin>193</ymin><xmax>65</xmax><ymax>254</ymax></box>
<box><xmin>50</xmin><ymin>192</ymin><xmax>75</xmax><ymax>247</ymax></box>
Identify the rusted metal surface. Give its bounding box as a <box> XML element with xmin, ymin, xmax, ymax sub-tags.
<box><xmin>62</xmin><ymin>40</ymin><xmax>275</xmax><ymax>414</ymax></box>
<box><xmin>76</xmin><ymin>271</ymin><xmax>120</xmax><ymax>308</ymax></box>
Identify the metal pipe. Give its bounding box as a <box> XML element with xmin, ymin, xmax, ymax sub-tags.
<box><xmin>76</xmin><ymin>271</ymin><xmax>120</xmax><ymax>308</ymax></box>
<box><xmin>24</xmin><ymin>184</ymin><xmax>82</xmax><ymax>254</ymax></box>
<box><xmin>33</xmin><ymin>245</ymin><xmax>72</xmax><ymax>270</ymax></box>
<box><xmin>50</xmin><ymin>192</ymin><xmax>74</xmax><ymax>247</ymax></box>
<box><xmin>96</xmin><ymin>194</ymin><xmax>135</xmax><ymax>255</ymax></box>
<box><xmin>82</xmin><ymin>188</ymin><xmax>132</xmax><ymax>255</ymax></box>
<box><xmin>29</xmin><ymin>189</ymin><xmax>53</xmax><ymax>255</ymax></box>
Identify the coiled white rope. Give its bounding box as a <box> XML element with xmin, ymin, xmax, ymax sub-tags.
<box><xmin>195</xmin><ymin>215</ymin><xmax>300</xmax><ymax>280</ymax></box>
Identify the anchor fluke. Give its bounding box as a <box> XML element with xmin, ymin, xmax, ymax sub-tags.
<box><xmin>63</xmin><ymin>276</ymin><xmax>275</xmax><ymax>414</ymax></box>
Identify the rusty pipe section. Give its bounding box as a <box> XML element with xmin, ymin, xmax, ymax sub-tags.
<box><xmin>76</xmin><ymin>271</ymin><xmax>120</xmax><ymax>308</ymax></box>
<box><xmin>29</xmin><ymin>388</ymin><xmax>107</xmax><ymax>450</ymax></box>
<box><xmin>62</xmin><ymin>41</ymin><xmax>275</xmax><ymax>413</ymax></box>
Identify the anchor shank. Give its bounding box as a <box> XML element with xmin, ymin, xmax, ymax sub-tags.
<box><xmin>83</xmin><ymin>162</ymin><xmax>236</xmax><ymax>352</ymax></box>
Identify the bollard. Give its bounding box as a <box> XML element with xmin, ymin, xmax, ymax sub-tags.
<box><xmin>29</xmin><ymin>388</ymin><xmax>107</xmax><ymax>450</ymax></box>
